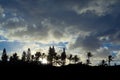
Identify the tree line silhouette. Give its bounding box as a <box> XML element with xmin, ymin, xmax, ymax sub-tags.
<box><xmin>0</xmin><ymin>46</ymin><xmax>115</xmax><ymax>66</ymax></box>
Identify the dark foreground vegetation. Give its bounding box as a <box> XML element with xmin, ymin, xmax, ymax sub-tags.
<box><xmin>0</xmin><ymin>47</ymin><xmax>119</xmax><ymax>79</ymax></box>
<box><xmin>0</xmin><ymin>62</ymin><xmax>119</xmax><ymax>79</ymax></box>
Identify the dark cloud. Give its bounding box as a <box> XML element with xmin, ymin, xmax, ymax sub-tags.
<box><xmin>0</xmin><ymin>0</ymin><xmax>120</xmax><ymax>60</ymax></box>
<box><xmin>70</xmin><ymin>33</ymin><xmax>101</xmax><ymax>51</ymax></box>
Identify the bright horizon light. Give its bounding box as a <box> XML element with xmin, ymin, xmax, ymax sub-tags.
<box><xmin>41</xmin><ymin>58</ymin><xmax>48</xmax><ymax>64</ymax></box>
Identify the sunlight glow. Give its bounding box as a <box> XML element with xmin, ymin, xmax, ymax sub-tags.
<box><xmin>41</xmin><ymin>58</ymin><xmax>48</xmax><ymax>64</ymax></box>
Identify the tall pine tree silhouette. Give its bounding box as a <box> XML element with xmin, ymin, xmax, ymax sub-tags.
<box><xmin>1</xmin><ymin>48</ymin><xmax>8</xmax><ymax>62</ymax></box>
<box><xmin>47</xmin><ymin>46</ymin><xmax>56</xmax><ymax>65</ymax></box>
<box><xmin>22</xmin><ymin>51</ymin><xmax>26</xmax><ymax>61</ymax></box>
<box><xmin>27</xmin><ymin>48</ymin><xmax>31</xmax><ymax>61</ymax></box>
<box><xmin>61</xmin><ymin>48</ymin><xmax>66</xmax><ymax>66</ymax></box>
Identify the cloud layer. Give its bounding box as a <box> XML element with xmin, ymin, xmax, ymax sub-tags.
<box><xmin>0</xmin><ymin>0</ymin><xmax>120</xmax><ymax>64</ymax></box>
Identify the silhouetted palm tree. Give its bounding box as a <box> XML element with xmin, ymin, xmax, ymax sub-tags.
<box><xmin>99</xmin><ymin>60</ymin><xmax>107</xmax><ymax>66</ymax></box>
<box><xmin>54</xmin><ymin>54</ymin><xmax>61</xmax><ymax>66</ymax></box>
<box><xmin>86</xmin><ymin>59</ymin><xmax>90</xmax><ymax>65</ymax></box>
<box><xmin>41</xmin><ymin>53</ymin><xmax>46</xmax><ymax>59</ymax></box>
<box><xmin>86</xmin><ymin>52</ymin><xmax>93</xmax><ymax>65</ymax></box>
<box><xmin>31</xmin><ymin>55</ymin><xmax>34</xmax><ymax>61</ymax></box>
<box><xmin>101</xmin><ymin>60</ymin><xmax>106</xmax><ymax>66</ymax></box>
<box><xmin>73</xmin><ymin>55</ymin><xmax>79</xmax><ymax>64</ymax></box>
<box><xmin>1</xmin><ymin>48</ymin><xmax>8</xmax><ymax>62</ymax></box>
<box><xmin>68</xmin><ymin>54</ymin><xmax>73</xmax><ymax>64</ymax></box>
<box><xmin>35</xmin><ymin>52</ymin><xmax>41</xmax><ymax>61</ymax></box>
<box><xmin>108</xmin><ymin>55</ymin><xmax>113</xmax><ymax>66</ymax></box>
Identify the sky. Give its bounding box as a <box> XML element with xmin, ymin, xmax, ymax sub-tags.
<box><xmin>0</xmin><ymin>0</ymin><xmax>120</xmax><ymax>65</ymax></box>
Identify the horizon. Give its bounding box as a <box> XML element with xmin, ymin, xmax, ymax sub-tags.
<box><xmin>0</xmin><ymin>46</ymin><xmax>120</xmax><ymax>66</ymax></box>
